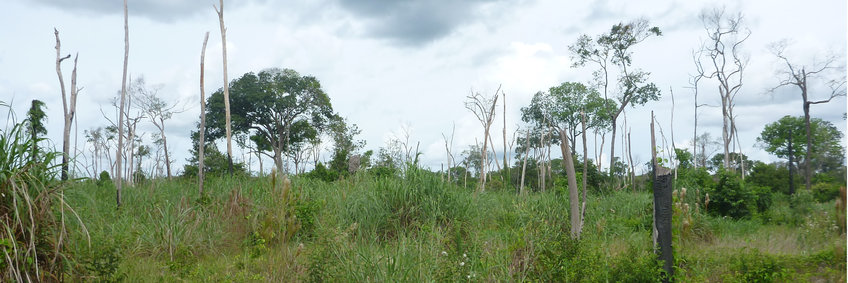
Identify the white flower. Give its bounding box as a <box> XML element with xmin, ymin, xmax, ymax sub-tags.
<box><xmin>441</xmin><ymin>251</ymin><xmax>447</xmax><ymax>256</ymax></box>
<box><xmin>463</xmin><ymin>253</ymin><xmax>467</xmax><ymax>258</ymax></box>
<box><xmin>460</xmin><ymin>261</ymin><xmax>465</xmax><ymax>267</ymax></box>
<box><xmin>467</xmin><ymin>275</ymin><xmax>471</xmax><ymax>279</ymax></box>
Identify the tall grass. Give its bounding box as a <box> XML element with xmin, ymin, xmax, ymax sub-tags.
<box><xmin>55</xmin><ymin>163</ymin><xmax>846</xmax><ymax>282</ymax></box>
<box><xmin>1</xmin><ymin>118</ymin><xmax>87</xmax><ymax>282</ymax></box>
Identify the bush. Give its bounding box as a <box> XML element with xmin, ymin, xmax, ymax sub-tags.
<box><xmin>708</xmin><ymin>169</ymin><xmax>757</xmax><ymax>219</ymax></box>
<box><xmin>305</xmin><ymin>163</ymin><xmax>338</xmax><ymax>182</ymax></box>
<box><xmin>811</xmin><ymin>182</ymin><xmax>841</xmax><ymax>203</ymax></box>
<box><xmin>725</xmin><ymin>249</ymin><xmax>791</xmax><ymax>282</ymax></box>
<box><xmin>98</xmin><ymin>170</ymin><xmax>113</xmax><ymax>188</ymax></box>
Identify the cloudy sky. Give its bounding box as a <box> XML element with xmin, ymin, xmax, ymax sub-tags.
<box><xmin>1</xmin><ymin>0</ymin><xmax>845</xmax><ymax>176</ymax></box>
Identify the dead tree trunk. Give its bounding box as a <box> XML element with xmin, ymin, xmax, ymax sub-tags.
<box><xmin>116</xmin><ymin>0</ymin><xmax>129</xmax><ymax>208</ymax></box>
<box><xmin>465</xmin><ymin>87</ymin><xmax>500</xmax><ymax>192</ymax></box>
<box><xmin>214</xmin><ymin>0</ymin><xmax>234</xmax><ymax>177</ymax></box>
<box><xmin>581</xmin><ymin>112</ymin><xmax>588</xmax><ymax>210</ymax></box>
<box><xmin>199</xmin><ymin>31</ymin><xmax>209</xmax><ymax>196</ymax></box>
<box><xmin>520</xmin><ymin>129</ymin><xmax>530</xmax><ymax>195</ymax></box>
<box><xmin>54</xmin><ymin>29</ymin><xmax>79</xmax><ymax>181</ymax></box>
<box><xmin>651</xmin><ymin>112</ymin><xmax>674</xmax><ymax>282</ymax></box>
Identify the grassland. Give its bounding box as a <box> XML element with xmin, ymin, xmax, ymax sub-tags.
<box><xmin>58</xmin><ymin>168</ymin><xmax>845</xmax><ymax>282</ymax></box>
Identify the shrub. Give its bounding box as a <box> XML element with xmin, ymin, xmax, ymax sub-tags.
<box><xmin>725</xmin><ymin>249</ymin><xmax>791</xmax><ymax>282</ymax></box>
<box><xmin>98</xmin><ymin>170</ymin><xmax>113</xmax><ymax>188</ymax></box>
<box><xmin>708</xmin><ymin>169</ymin><xmax>756</xmax><ymax>219</ymax></box>
<box><xmin>811</xmin><ymin>182</ymin><xmax>841</xmax><ymax>203</ymax></box>
<box><xmin>305</xmin><ymin>163</ymin><xmax>338</xmax><ymax>183</ymax></box>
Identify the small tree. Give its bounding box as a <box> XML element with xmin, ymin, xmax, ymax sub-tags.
<box><xmin>572</xmin><ymin>19</ymin><xmax>662</xmax><ymax>177</ymax></box>
<box><xmin>26</xmin><ymin>100</ymin><xmax>48</xmax><ymax>161</ymax></box>
<box><xmin>757</xmin><ymin>116</ymin><xmax>844</xmax><ymax>195</ymax></box>
<box><xmin>465</xmin><ymin>87</ymin><xmax>500</xmax><ymax>192</ymax></box>
<box><xmin>138</xmin><ymin>82</ymin><xmax>184</xmax><ymax>179</ymax></box>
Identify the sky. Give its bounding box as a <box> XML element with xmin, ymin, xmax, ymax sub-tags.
<box><xmin>1</xmin><ymin>0</ymin><xmax>846</xmax><ymax>177</ymax></box>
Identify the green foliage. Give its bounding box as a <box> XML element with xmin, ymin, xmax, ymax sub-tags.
<box><xmin>182</xmin><ymin>142</ymin><xmax>248</xmax><ymax>178</ymax></box>
<box><xmin>747</xmin><ymin>161</ymin><xmax>793</xmax><ymax>195</ymax></box>
<box><xmin>304</xmin><ymin>162</ymin><xmax>338</xmax><ymax>182</ymax></box>
<box><xmin>725</xmin><ymin>249</ymin><xmax>790</xmax><ymax>282</ymax></box>
<box><xmin>757</xmin><ymin>115</ymin><xmax>845</xmax><ymax>173</ymax></box>
<box><xmin>205</xmin><ymin>68</ymin><xmax>335</xmax><ymax>169</ymax></box>
<box><xmin>810</xmin><ymin>179</ymin><xmax>842</xmax><ymax>203</ymax></box>
<box><xmin>708</xmin><ymin>169</ymin><xmax>757</xmax><ymax>219</ymax></box>
<box><xmin>97</xmin><ymin>170</ymin><xmax>113</xmax><ymax>188</ymax></box>
<box><xmin>0</xmin><ymin>115</ymin><xmax>82</xmax><ymax>281</ymax></box>
<box><xmin>81</xmin><ymin>242</ymin><xmax>126</xmax><ymax>283</ymax></box>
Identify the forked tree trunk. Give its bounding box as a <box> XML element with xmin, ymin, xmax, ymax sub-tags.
<box><xmin>116</xmin><ymin>0</ymin><xmax>129</xmax><ymax>208</ymax></box>
<box><xmin>54</xmin><ymin>29</ymin><xmax>79</xmax><ymax>181</ymax></box>
<box><xmin>199</xmin><ymin>31</ymin><xmax>209</xmax><ymax>196</ymax></box>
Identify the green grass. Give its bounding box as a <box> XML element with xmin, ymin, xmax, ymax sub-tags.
<box><xmin>57</xmin><ymin>170</ymin><xmax>846</xmax><ymax>282</ymax></box>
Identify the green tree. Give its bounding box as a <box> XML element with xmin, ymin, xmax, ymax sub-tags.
<box><xmin>328</xmin><ymin>116</ymin><xmax>365</xmax><ymax>177</ymax></box>
<box><xmin>205</xmin><ymin>68</ymin><xmax>335</xmax><ymax>176</ymax></box>
<box><xmin>757</xmin><ymin>116</ymin><xmax>844</xmax><ymax>194</ymax></box>
<box><xmin>571</xmin><ymin>19</ymin><xmax>662</xmax><ymax>177</ymax></box>
<box><xmin>708</xmin><ymin>152</ymin><xmax>752</xmax><ymax>175</ymax></box>
<box><xmin>25</xmin><ymin>100</ymin><xmax>48</xmax><ymax>160</ymax></box>
<box><xmin>521</xmin><ymin>82</ymin><xmax>616</xmax><ymax>156</ymax></box>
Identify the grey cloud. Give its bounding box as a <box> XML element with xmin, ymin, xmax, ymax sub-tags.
<box><xmin>26</xmin><ymin>0</ymin><xmax>265</xmax><ymax>22</ymax></box>
<box><xmin>334</xmin><ymin>0</ymin><xmax>506</xmax><ymax>47</ymax></box>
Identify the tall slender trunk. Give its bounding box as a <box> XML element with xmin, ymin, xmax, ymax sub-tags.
<box><xmin>503</xmin><ymin>92</ymin><xmax>509</xmax><ymax>188</ymax></box>
<box><xmin>199</xmin><ymin>32</ymin><xmax>209</xmax><ymax>196</ymax></box>
<box><xmin>560</xmin><ymin>129</ymin><xmax>581</xmax><ymax>239</ymax></box>
<box><xmin>581</xmin><ymin>112</ymin><xmax>588</xmax><ymax>209</ymax></box>
<box><xmin>215</xmin><ymin>0</ymin><xmax>234</xmax><ymax>176</ymax></box>
<box><xmin>520</xmin><ymin>129</ymin><xmax>530</xmax><ymax>195</ymax></box>
<box><xmin>788</xmin><ymin>128</ymin><xmax>795</xmax><ymax>195</ymax></box>
<box><xmin>803</xmin><ymin>99</ymin><xmax>812</xmax><ymax>191</ymax></box>
<box><xmin>115</xmin><ymin>0</ymin><xmax>129</xmax><ymax>208</ymax></box>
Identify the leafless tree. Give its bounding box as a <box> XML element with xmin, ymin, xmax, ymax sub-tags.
<box><xmin>698</xmin><ymin>7</ymin><xmax>750</xmax><ymax>170</ymax></box>
<box><xmin>214</xmin><ymin>0</ymin><xmax>234</xmax><ymax>176</ymax></box>
<box><xmin>465</xmin><ymin>86</ymin><xmax>500</xmax><ymax>192</ymax></box>
<box><xmin>768</xmin><ymin>41</ymin><xmax>847</xmax><ymax>191</ymax></box>
<box><xmin>442</xmin><ymin>123</ymin><xmax>456</xmax><ymax>183</ymax></box>
<box><xmin>54</xmin><ymin>29</ymin><xmax>80</xmax><ymax>181</ymax></box>
<box><xmin>137</xmin><ymin>81</ymin><xmax>184</xmax><ymax>180</ymax></box>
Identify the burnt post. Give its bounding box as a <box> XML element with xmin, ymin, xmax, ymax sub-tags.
<box><xmin>651</xmin><ymin>112</ymin><xmax>674</xmax><ymax>282</ymax></box>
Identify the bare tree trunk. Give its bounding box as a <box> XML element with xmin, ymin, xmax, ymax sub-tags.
<box><xmin>539</xmin><ymin>130</ymin><xmax>547</xmax><ymax>192</ymax></box>
<box><xmin>581</xmin><ymin>112</ymin><xmax>588</xmax><ymax>206</ymax></box>
<box><xmin>670</xmin><ymin>87</ymin><xmax>677</xmax><ymax>179</ymax></box>
<box><xmin>520</xmin><ymin>129</ymin><xmax>530</xmax><ymax>195</ymax></box>
<box><xmin>199</xmin><ymin>31</ymin><xmax>209</xmax><ymax>196</ymax></box>
<box><xmin>560</xmin><ymin>129</ymin><xmax>581</xmax><ymax>239</ymax></box>
<box><xmin>214</xmin><ymin>0</ymin><xmax>234</xmax><ymax>177</ymax></box>
<box><xmin>788</xmin><ymin>128</ymin><xmax>795</xmax><ymax>195</ymax></box>
<box><xmin>115</xmin><ymin>0</ymin><xmax>129</xmax><ymax>208</ymax></box>
<box><xmin>54</xmin><ymin>29</ymin><xmax>79</xmax><ymax>181</ymax></box>
<box><xmin>503</xmin><ymin>92</ymin><xmax>509</xmax><ymax>188</ymax></box>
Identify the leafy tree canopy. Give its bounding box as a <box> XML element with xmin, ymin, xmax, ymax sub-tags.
<box><xmin>757</xmin><ymin>115</ymin><xmax>844</xmax><ymax>173</ymax></box>
<box><xmin>205</xmin><ymin>68</ymin><xmax>335</xmax><ymax>172</ymax></box>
